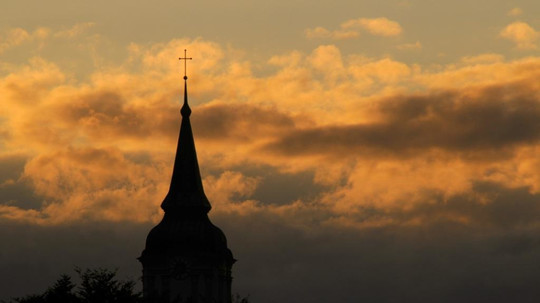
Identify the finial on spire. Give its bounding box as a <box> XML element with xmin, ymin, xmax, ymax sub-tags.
<box><xmin>179</xmin><ymin>49</ymin><xmax>192</xmax><ymax>80</ymax></box>
<box><xmin>179</xmin><ymin>49</ymin><xmax>193</xmax><ymax>117</ymax></box>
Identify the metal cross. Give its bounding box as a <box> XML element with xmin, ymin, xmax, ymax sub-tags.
<box><xmin>179</xmin><ymin>49</ymin><xmax>192</xmax><ymax>80</ymax></box>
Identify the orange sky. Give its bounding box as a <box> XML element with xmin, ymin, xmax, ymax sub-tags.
<box><xmin>1</xmin><ymin>1</ymin><xmax>540</xmax><ymax>302</ymax></box>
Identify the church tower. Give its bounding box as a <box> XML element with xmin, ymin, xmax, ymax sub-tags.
<box><xmin>139</xmin><ymin>51</ymin><xmax>235</xmax><ymax>303</ymax></box>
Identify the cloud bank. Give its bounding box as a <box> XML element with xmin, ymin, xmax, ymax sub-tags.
<box><xmin>1</xmin><ymin>29</ymin><xmax>540</xmax><ymax>302</ymax></box>
<box><xmin>1</xmin><ymin>34</ymin><xmax>540</xmax><ymax>228</ymax></box>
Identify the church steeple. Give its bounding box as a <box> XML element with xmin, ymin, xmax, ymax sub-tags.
<box><xmin>161</xmin><ymin>60</ymin><xmax>211</xmax><ymax>214</ymax></box>
<box><xmin>139</xmin><ymin>50</ymin><xmax>235</xmax><ymax>303</ymax></box>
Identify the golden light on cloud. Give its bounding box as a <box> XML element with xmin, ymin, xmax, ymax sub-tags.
<box><xmin>0</xmin><ymin>7</ymin><xmax>538</xmax><ymax>234</ymax></box>
<box><xmin>0</xmin><ymin>27</ymin><xmax>49</xmax><ymax>53</ymax></box>
<box><xmin>507</xmin><ymin>7</ymin><xmax>523</xmax><ymax>17</ymax></box>
<box><xmin>0</xmin><ymin>33</ymin><xmax>539</xmax><ymax>230</ymax></box>
<box><xmin>500</xmin><ymin>21</ymin><xmax>539</xmax><ymax>49</ymax></box>
<box><xmin>305</xmin><ymin>17</ymin><xmax>402</xmax><ymax>40</ymax></box>
<box><xmin>341</xmin><ymin>17</ymin><xmax>403</xmax><ymax>37</ymax></box>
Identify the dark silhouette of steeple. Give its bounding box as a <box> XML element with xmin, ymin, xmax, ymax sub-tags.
<box><xmin>161</xmin><ymin>78</ymin><xmax>211</xmax><ymax>214</ymax></box>
<box><xmin>139</xmin><ymin>50</ymin><xmax>235</xmax><ymax>303</ymax></box>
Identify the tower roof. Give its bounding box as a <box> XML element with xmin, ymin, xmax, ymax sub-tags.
<box><xmin>160</xmin><ymin>64</ymin><xmax>211</xmax><ymax>214</ymax></box>
<box><xmin>140</xmin><ymin>51</ymin><xmax>234</xmax><ymax>274</ymax></box>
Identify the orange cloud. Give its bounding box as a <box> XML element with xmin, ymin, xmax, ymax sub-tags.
<box><xmin>341</xmin><ymin>17</ymin><xmax>402</xmax><ymax>37</ymax></box>
<box><xmin>500</xmin><ymin>21</ymin><xmax>539</xmax><ymax>49</ymax></box>
<box><xmin>0</xmin><ymin>27</ymin><xmax>49</xmax><ymax>53</ymax></box>
<box><xmin>305</xmin><ymin>17</ymin><xmax>402</xmax><ymax>40</ymax></box>
<box><xmin>1</xmin><ymin>35</ymin><xmax>540</xmax><ymax>231</ymax></box>
<box><xmin>507</xmin><ymin>7</ymin><xmax>523</xmax><ymax>17</ymax></box>
<box><xmin>0</xmin><ymin>23</ymin><xmax>100</xmax><ymax>55</ymax></box>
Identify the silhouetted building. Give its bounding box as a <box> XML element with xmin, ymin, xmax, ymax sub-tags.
<box><xmin>139</xmin><ymin>63</ymin><xmax>235</xmax><ymax>303</ymax></box>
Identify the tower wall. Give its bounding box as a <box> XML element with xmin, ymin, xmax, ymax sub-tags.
<box><xmin>141</xmin><ymin>252</ymin><xmax>233</xmax><ymax>303</ymax></box>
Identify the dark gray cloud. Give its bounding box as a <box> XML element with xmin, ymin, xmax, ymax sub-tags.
<box><xmin>0</xmin><ymin>154</ymin><xmax>41</xmax><ymax>209</ymax></box>
<box><xmin>56</xmin><ymin>90</ymin><xmax>179</xmax><ymax>140</ymax></box>
<box><xmin>3</xmin><ymin>181</ymin><xmax>540</xmax><ymax>303</ymax></box>
<box><xmin>213</xmin><ymin>192</ymin><xmax>540</xmax><ymax>303</ymax></box>
<box><xmin>1</xmin><ymin>220</ymin><xmax>539</xmax><ymax>303</ymax></box>
<box><xmin>232</xmin><ymin>225</ymin><xmax>540</xmax><ymax>303</ymax></box>
<box><xmin>192</xmin><ymin>103</ymin><xmax>299</xmax><ymax>142</ymax></box>
<box><xmin>368</xmin><ymin>181</ymin><xmax>540</xmax><ymax>229</ymax></box>
<box><xmin>0</xmin><ymin>154</ymin><xmax>26</xmax><ymax>182</ymax></box>
<box><xmin>417</xmin><ymin>182</ymin><xmax>540</xmax><ymax>228</ymax></box>
<box><xmin>55</xmin><ymin>92</ymin><xmax>300</xmax><ymax>145</ymax></box>
<box><xmin>249</xmin><ymin>169</ymin><xmax>325</xmax><ymax>205</ymax></box>
<box><xmin>264</xmin><ymin>80</ymin><xmax>540</xmax><ymax>158</ymax></box>
<box><xmin>204</xmin><ymin>164</ymin><xmax>329</xmax><ymax>206</ymax></box>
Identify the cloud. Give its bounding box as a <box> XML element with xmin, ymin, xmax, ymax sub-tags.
<box><xmin>0</xmin><ymin>23</ymin><xmax>99</xmax><ymax>55</ymax></box>
<box><xmin>304</xmin><ymin>27</ymin><xmax>332</xmax><ymax>39</ymax></box>
<box><xmin>2</xmin><ymin>147</ymin><xmax>167</xmax><ymax>224</ymax></box>
<box><xmin>220</xmin><ymin>207</ymin><xmax>540</xmax><ymax>302</ymax></box>
<box><xmin>460</xmin><ymin>53</ymin><xmax>504</xmax><ymax>64</ymax></box>
<box><xmin>204</xmin><ymin>171</ymin><xmax>261</xmax><ymax>215</ymax></box>
<box><xmin>0</xmin><ymin>27</ymin><xmax>50</xmax><ymax>53</ymax></box>
<box><xmin>307</xmin><ymin>44</ymin><xmax>345</xmax><ymax>73</ymax></box>
<box><xmin>348</xmin><ymin>57</ymin><xmax>411</xmax><ymax>84</ymax></box>
<box><xmin>0</xmin><ymin>153</ymin><xmax>42</xmax><ymax>210</ymax></box>
<box><xmin>1</xmin><ymin>35</ymin><xmax>540</xmax><ymax>232</ymax></box>
<box><xmin>507</xmin><ymin>7</ymin><xmax>523</xmax><ymax>17</ymax></box>
<box><xmin>5</xmin><ymin>199</ymin><xmax>540</xmax><ymax>303</ymax></box>
<box><xmin>500</xmin><ymin>21</ymin><xmax>539</xmax><ymax>49</ymax></box>
<box><xmin>397</xmin><ymin>41</ymin><xmax>422</xmax><ymax>50</ymax></box>
<box><xmin>305</xmin><ymin>17</ymin><xmax>402</xmax><ymax>40</ymax></box>
<box><xmin>341</xmin><ymin>17</ymin><xmax>403</xmax><ymax>37</ymax></box>
<box><xmin>305</xmin><ymin>26</ymin><xmax>359</xmax><ymax>41</ymax></box>
<box><xmin>53</xmin><ymin>22</ymin><xmax>96</xmax><ymax>39</ymax></box>
<box><xmin>263</xmin><ymin>78</ymin><xmax>540</xmax><ymax>158</ymax></box>
<box><xmin>413</xmin><ymin>56</ymin><xmax>540</xmax><ymax>89</ymax></box>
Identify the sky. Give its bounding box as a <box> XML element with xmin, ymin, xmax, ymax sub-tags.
<box><xmin>1</xmin><ymin>0</ymin><xmax>540</xmax><ymax>301</ymax></box>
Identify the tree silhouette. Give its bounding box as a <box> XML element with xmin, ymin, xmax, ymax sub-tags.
<box><xmin>8</xmin><ymin>268</ymin><xmax>250</xmax><ymax>303</ymax></box>
<box><xmin>9</xmin><ymin>268</ymin><xmax>140</xmax><ymax>303</ymax></box>
<box><xmin>76</xmin><ymin>268</ymin><xmax>139</xmax><ymax>303</ymax></box>
<box><xmin>43</xmin><ymin>274</ymin><xmax>78</xmax><ymax>303</ymax></box>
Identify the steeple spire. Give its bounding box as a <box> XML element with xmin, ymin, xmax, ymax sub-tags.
<box><xmin>161</xmin><ymin>50</ymin><xmax>211</xmax><ymax>213</ymax></box>
<box><xmin>140</xmin><ymin>51</ymin><xmax>235</xmax><ymax>303</ymax></box>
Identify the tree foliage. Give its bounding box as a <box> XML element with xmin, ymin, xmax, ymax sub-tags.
<box><xmin>76</xmin><ymin>268</ymin><xmax>139</xmax><ymax>303</ymax></box>
<box><xmin>8</xmin><ymin>268</ymin><xmax>250</xmax><ymax>303</ymax></box>
<box><xmin>10</xmin><ymin>268</ymin><xmax>140</xmax><ymax>303</ymax></box>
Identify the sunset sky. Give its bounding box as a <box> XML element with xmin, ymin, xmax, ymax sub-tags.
<box><xmin>1</xmin><ymin>0</ymin><xmax>540</xmax><ymax>301</ymax></box>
